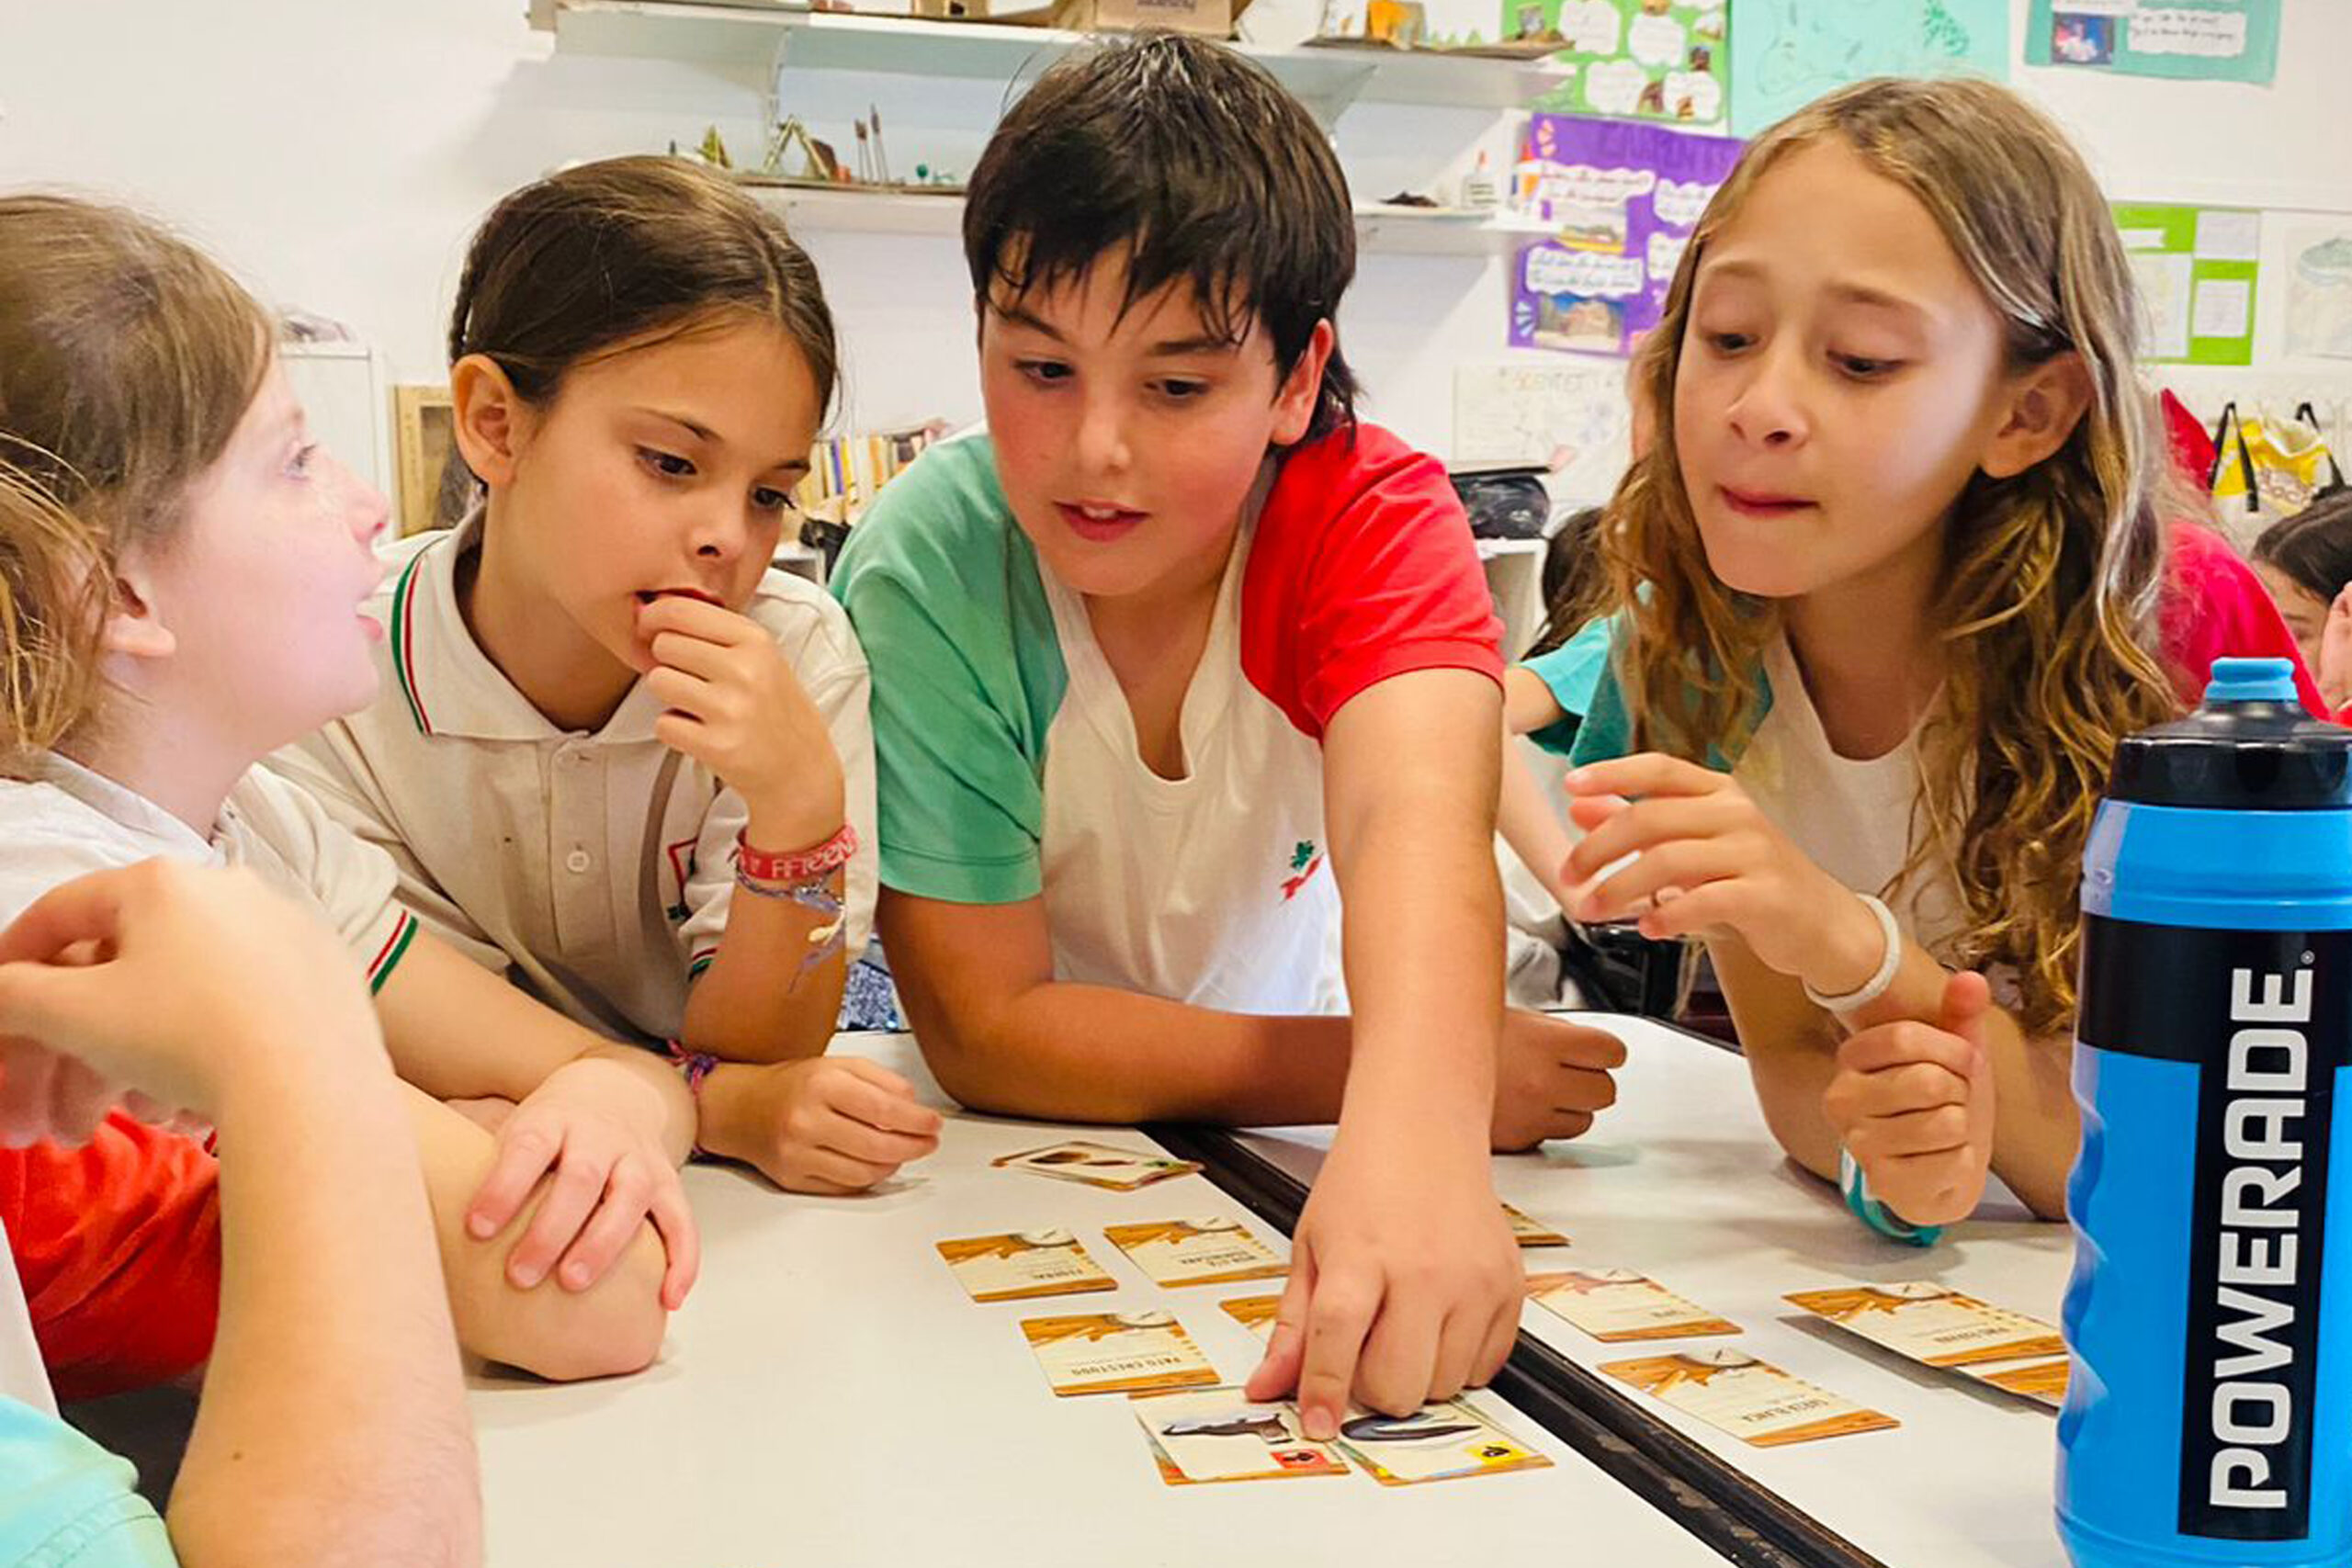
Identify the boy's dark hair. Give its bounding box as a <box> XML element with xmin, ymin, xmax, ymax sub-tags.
<box><xmin>2253</xmin><ymin>489</ymin><xmax>2352</xmax><ymax>606</ymax></box>
<box><xmin>963</xmin><ymin>33</ymin><xmax>1359</xmax><ymax>444</ymax></box>
<box><xmin>448</xmin><ymin>154</ymin><xmax>838</xmax><ymax>418</ymax></box>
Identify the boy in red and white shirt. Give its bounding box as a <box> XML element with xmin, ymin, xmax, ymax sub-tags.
<box><xmin>832</xmin><ymin>36</ymin><xmax>1624</xmax><ymax>1437</ymax></box>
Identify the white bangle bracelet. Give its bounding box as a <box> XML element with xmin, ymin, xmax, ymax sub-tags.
<box><xmin>1802</xmin><ymin>892</ymin><xmax>1902</xmax><ymax>1014</ymax></box>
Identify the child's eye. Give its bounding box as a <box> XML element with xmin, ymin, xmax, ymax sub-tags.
<box><xmin>1015</xmin><ymin>359</ymin><xmax>1072</xmax><ymax>387</ymax></box>
<box><xmin>639</xmin><ymin>447</ymin><xmax>696</xmax><ymax>479</ymax></box>
<box><xmin>286</xmin><ymin>443</ymin><xmax>318</xmax><ymax>479</ymax></box>
<box><xmin>1833</xmin><ymin>353</ymin><xmax>1901</xmax><ymax>379</ymax></box>
<box><xmin>1701</xmin><ymin>331</ymin><xmax>1755</xmax><ymax>355</ymax></box>
<box><xmin>751</xmin><ymin>486</ymin><xmax>797</xmax><ymax>513</ymax></box>
<box><xmin>1155</xmin><ymin>378</ymin><xmax>1211</xmax><ymax>402</ymax></box>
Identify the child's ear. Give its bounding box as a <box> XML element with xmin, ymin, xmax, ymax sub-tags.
<box><xmin>1268</xmin><ymin>320</ymin><xmax>1337</xmax><ymax>447</ymax></box>
<box><xmin>98</xmin><ymin>556</ymin><xmax>175</xmax><ymax>662</ymax></box>
<box><xmin>1980</xmin><ymin>352</ymin><xmax>2094</xmax><ymax>480</ymax></box>
<box><xmin>449</xmin><ymin>354</ymin><xmax>531</xmax><ymax>488</ymax></box>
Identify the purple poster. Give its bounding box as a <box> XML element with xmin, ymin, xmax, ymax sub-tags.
<box><xmin>1509</xmin><ymin>115</ymin><xmax>1743</xmax><ymax>358</ymax></box>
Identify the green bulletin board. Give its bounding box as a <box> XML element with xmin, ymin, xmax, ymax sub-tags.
<box><xmin>2112</xmin><ymin>202</ymin><xmax>2261</xmax><ymax>367</ymax></box>
<box><xmin>1507</xmin><ymin>0</ymin><xmax>1729</xmax><ymax>130</ymax></box>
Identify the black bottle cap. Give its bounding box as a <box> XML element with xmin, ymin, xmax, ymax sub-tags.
<box><xmin>2109</xmin><ymin>658</ymin><xmax>2352</xmax><ymax>810</ymax></box>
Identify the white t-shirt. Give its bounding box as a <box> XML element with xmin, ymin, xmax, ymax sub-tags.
<box><xmin>831</xmin><ymin>427</ymin><xmax>1508</xmax><ymax>1019</ymax></box>
<box><xmin>1732</xmin><ymin>635</ymin><xmax>1968</xmax><ymax>963</ymax></box>
<box><xmin>270</xmin><ymin>511</ymin><xmax>878</xmax><ymax>1045</ymax></box>
<box><xmin>1033</xmin><ymin>510</ymin><xmax>1345</xmax><ymax>1011</ymax></box>
<box><xmin>0</xmin><ymin>1237</ymin><xmax>51</xmax><ymax>1416</ymax></box>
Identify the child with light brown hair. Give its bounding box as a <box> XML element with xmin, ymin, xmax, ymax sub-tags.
<box><xmin>1555</xmin><ymin>77</ymin><xmax>2311</xmax><ymax>1238</ymax></box>
<box><xmin>0</xmin><ymin>194</ymin><xmax>697</xmax><ymax>1398</ymax></box>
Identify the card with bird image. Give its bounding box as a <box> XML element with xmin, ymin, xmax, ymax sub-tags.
<box><xmin>991</xmin><ymin>1139</ymin><xmax>1202</xmax><ymax>1190</ymax></box>
<box><xmin>1328</xmin><ymin>1398</ymin><xmax>1554</xmax><ymax>1485</ymax></box>
<box><xmin>1131</xmin><ymin>1388</ymin><xmax>1349</xmax><ymax>1483</ymax></box>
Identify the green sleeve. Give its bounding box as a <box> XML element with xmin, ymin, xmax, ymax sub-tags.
<box><xmin>831</xmin><ymin>438</ymin><xmax>1069</xmax><ymax>905</ymax></box>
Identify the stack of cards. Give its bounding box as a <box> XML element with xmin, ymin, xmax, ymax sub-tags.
<box><xmin>1530</xmin><ymin>1268</ymin><xmax>1740</xmax><ymax>1342</ymax></box>
<box><xmin>1133</xmin><ymin>1390</ymin><xmax>1348</xmax><ymax>1484</ymax></box>
<box><xmin>1023</xmin><ymin>1310</ymin><xmax>1221</xmax><ymax>1397</ymax></box>
<box><xmin>991</xmin><ymin>1140</ymin><xmax>1201</xmax><ymax>1190</ymax></box>
<box><xmin>1103</xmin><ymin>1218</ymin><xmax>1286</xmax><ymax>1288</ymax></box>
<box><xmin>1601</xmin><ymin>1348</ymin><xmax>1899</xmax><ymax>1447</ymax></box>
<box><xmin>934</xmin><ymin>1229</ymin><xmax>1116</xmax><ymax>1303</ymax></box>
<box><xmin>1784</xmin><ymin>1282</ymin><xmax>2070</xmax><ymax>1410</ymax></box>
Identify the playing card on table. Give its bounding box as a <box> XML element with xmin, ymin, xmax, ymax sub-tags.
<box><xmin>1500</xmin><ymin>1201</ymin><xmax>1569</xmax><ymax>1247</ymax></box>
<box><xmin>1529</xmin><ymin>1268</ymin><xmax>1739</xmax><ymax>1342</ymax></box>
<box><xmin>1102</xmin><ymin>1218</ymin><xmax>1287</xmax><ymax>1288</ymax></box>
<box><xmin>991</xmin><ymin>1139</ymin><xmax>1201</xmax><ymax>1190</ymax></box>
<box><xmin>1219</xmin><ymin>1294</ymin><xmax>1282</xmax><ymax>1339</ymax></box>
<box><xmin>1132</xmin><ymin>1389</ymin><xmax>1348</xmax><ymax>1483</ymax></box>
<box><xmin>1602</xmin><ymin>1348</ymin><xmax>1898</xmax><ymax>1447</ymax></box>
<box><xmin>1329</xmin><ymin>1398</ymin><xmax>1553</xmax><ymax>1485</ymax></box>
<box><xmin>1022</xmin><ymin>1311</ymin><xmax>1220</xmax><ymax>1397</ymax></box>
<box><xmin>934</xmin><ymin>1228</ymin><xmax>1115</xmax><ymax>1303</ymax></box>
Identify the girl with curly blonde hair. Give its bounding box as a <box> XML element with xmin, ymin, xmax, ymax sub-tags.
<box><xmin>1557</xmin><ymin>77</ymin><xmax>2312</xmax><ymax>1238</ymax></box>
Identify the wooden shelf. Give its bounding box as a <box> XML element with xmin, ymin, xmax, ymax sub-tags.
<box><xmin>747</xmin><ymin>181</ymin><xmax>1561</xmax><ymax>255</ymax></box>
<box><xmin>543</xmin><ymin>2</ymin><xmax>1571</xmax><ymax>122</ymax></box>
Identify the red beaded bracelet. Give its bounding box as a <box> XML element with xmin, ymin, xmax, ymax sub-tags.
<box><xmin>734</xmin><ymin>821</ymin><xmax>858</xmax><ymax>884</ymax></box>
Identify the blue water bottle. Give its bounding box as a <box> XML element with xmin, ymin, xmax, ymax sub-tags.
<box><xmin>2061</xmin><ymin>658</ymin><xmax>2352</xmax><ymax>1568</ymax></box>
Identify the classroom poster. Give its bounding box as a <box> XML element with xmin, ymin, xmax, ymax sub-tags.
<box><xmin>1509</xmin><ymin>114</ymin><xmax>1742</xmax><ymax>360</ymax></box>
<box><xmin>2281</xmin><ymin>221</ymin><xmax>2352</xmax><ymax>363</ymax></box>
<box><xmin>1504</xmin><ymin>0</ymin><xmax>1728</xmax><ymax>130</ymax></box>
<box><xmin>1453</xmin><ymin>362</ymin><xmax>1634</xmax><ymax>501</ymax></box>
<box><xmin>2113</xmin><ymin>202</ymin><xmax>2260</xmax><ymax>367</ymax></box>
<box><xmin>1730</xmin><ymin>0</ymin><xmax>2009</xmax><ymax>138</ymax></box>
<box><xmin>2028</xmin><ymin>0</ymin><xmax>2278</xmax><ymax>84</ymax></box>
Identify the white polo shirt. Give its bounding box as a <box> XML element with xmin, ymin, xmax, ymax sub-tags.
<box><xmin>0</xmin><ymin>749</ymin><xmax>418</xmax><ymax>1427</ymax></box>
<box><xmin>0</xmin><ymin>755</ymin><xmax>415</xmax><ymax>993</ymax></box>
<box><xmin>269</xmin><ymin>513</ymin><xmax>878</xmax><ymax>1046</ymax></box>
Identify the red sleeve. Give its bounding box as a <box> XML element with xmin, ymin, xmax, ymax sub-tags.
<box><xmin>2159</xmin><ymin>520</ymin><xmax>2328</xmax><ymax>716</ymax></box>
<box><xmin>1239</xmin><ymin>423</ymin><xmax>1505</xmax><ymax>741</ymax></box>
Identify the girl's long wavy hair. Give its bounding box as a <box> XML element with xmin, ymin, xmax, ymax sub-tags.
<box><xmin>1604</xmin><ymin>77</ymin><xmax>2183</xmax><ymax>1034</ymax></box>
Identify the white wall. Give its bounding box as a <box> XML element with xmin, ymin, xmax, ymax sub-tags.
<box><xmin>4</xmin><ymin>0</ymin><xmax>2347</xmax><ymax>466</ymax></box>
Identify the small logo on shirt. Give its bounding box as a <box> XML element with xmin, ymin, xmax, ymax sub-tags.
<box><xmin>1281</xmin><ymin>840</ymin><xmax>1324</xmax><ymax>902</ymax></box>
<box><xmin>664</xmin><ymin>836</ymin><xmax>698</xmax><ymax>923</ymax></box>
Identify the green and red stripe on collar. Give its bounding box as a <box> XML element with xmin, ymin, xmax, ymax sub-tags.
<box><xmin>388</xmin><ymin>550</ymin><xmax>435</xmax><ymax>736</ymax></box>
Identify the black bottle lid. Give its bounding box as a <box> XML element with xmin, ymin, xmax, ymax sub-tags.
<box><xmin>2109</xmin><ymin>658</ymin><xmax>2352</xmax><ymax>810</ymax></box>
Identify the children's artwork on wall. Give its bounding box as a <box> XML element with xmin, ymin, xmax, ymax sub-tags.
<box><xmin>2112</xmin><ymin>202</ymin><xmax>2261</xmax><ymax>367</ymax></box>
<box><xmin>2280</xmin><ymin>221</ymin><xmax>2352</xmax><ymax>363</ymax></box>
<box><xmin>1728</xmin><ymin>0</ymin><xmax>2009</xmax><ymax>138</ymax></box>
<box><xmin>1502</xmin><ymin>0</ymin><xmax>1729</xmax><ymax>130</ymax></box>
<box><xmin>1454</xmin><ymin>361</ymin><xmax>1634</xmax><ymax>503</ymax></box>
<box><xmin>1509</xmin><ymin>115</ymin><xmax>1742</xmax><ymax>360</ymax></box>
<box><xmin>2027</xmin><ymin>0</ymin><xmax>2278</xmax><ymax>84</ymax></box>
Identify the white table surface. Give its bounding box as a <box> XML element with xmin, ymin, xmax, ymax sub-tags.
<box><xmin>1238</xmin><ymin>1014</ymin><xmax>2077</xmax><ymax>1568</ymax></box>
<box><xmin>469</xmin><ymin>1032</ymin><xmax>1724</xmax><ymax>1568</ymax></box>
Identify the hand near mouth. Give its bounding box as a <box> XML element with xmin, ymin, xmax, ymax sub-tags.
<box><xmin>635</xmin><ymin>592</ymin><xmax>845</xmax><ymax>848</ymax></box>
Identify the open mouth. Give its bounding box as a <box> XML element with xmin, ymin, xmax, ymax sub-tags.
<box><xmin>1718</xmin><ymin>487</ymin><xmax>1816</xmax><ymax>519</ymax></box>
<box><xmin>1056</xmin><ymin>501</ymin><xmax>1148</xmax><ymax>543</ymax></box>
